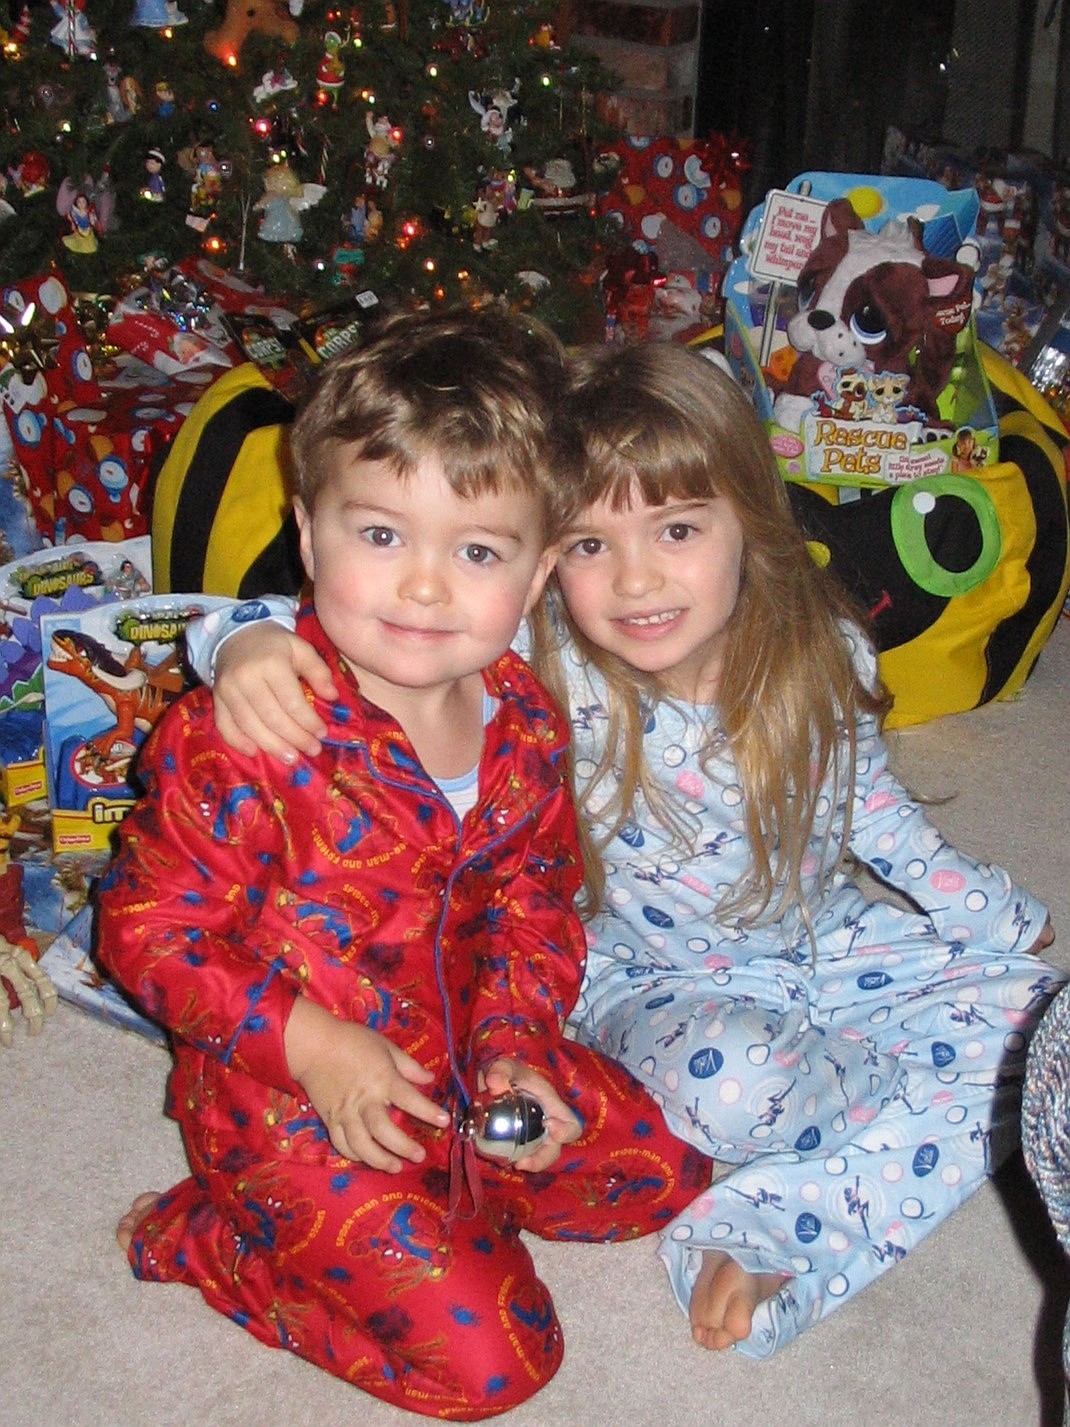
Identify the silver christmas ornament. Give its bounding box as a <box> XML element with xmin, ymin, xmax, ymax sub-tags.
<box><xmin>458</xmin><ymin>1090</ymin><xmax>547</xmax><ymax>1162</ymax></box>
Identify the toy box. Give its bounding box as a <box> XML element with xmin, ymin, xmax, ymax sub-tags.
<box><xmin>40</xmin><ymin>591</ymin><xmax>231</xmax><ymax>854</ymax></box>
<box><xmin>0</xmin><ymin>538</ymin><xmax>152</xmax><ymax>806</ymax></box>
<box><xmin>723</xmin><ymin>172</ymin><xmax>1000</xmax><ymax>487</ymax></box>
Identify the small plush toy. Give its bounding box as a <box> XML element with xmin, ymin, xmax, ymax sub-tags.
<box><xmin>204</xmin><ymin>0</ymin><xmax>299</xmax><ymax>69</ymax></box>
<box><xmin>771</xmin><ymin>197</ymin><xmax>977</xmax><ymax>433</ymax></box>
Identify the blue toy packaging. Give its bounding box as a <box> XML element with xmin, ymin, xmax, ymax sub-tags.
<box><xmin>0</xmin><ymin>537</ymin><xmax>151</xmax><ymax>806</ymax></box>
<box><xmin>723</xmin><ymin>172</ymin><xmax>1000</xmax><ymax>486</ymax></box>
<box><xmin>40</xmin><ymin>591</ymin><xmax>230</xmax><ymax>853</ymax></box>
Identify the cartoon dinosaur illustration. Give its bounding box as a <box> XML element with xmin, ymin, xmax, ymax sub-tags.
<box><xmin>46</xmin><ymin>629</ymin><xmax>184</xmax><ymax>763</ymax></box>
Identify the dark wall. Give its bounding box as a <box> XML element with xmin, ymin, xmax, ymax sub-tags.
<box><xmin>695</xmin><ymin>0</ymin><xmax>1038</xmax><ymax>208</ymax></box>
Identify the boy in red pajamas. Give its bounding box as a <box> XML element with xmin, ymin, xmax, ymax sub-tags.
<box><xmin>96</xmin><ymin>308</ymin><xmax>710</xmax><ymax>1420</ymax></box>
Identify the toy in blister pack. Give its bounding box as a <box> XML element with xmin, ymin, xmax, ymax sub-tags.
<box><xmin>0</xmin><ymin>537</ymin><xmax>152</xmax><ymax>806</ymax></box>
<box><xmin>40</xmin><ymin>592</ymin><xmax>232</xmax><ymax>853</ymax></box>
<box><xmin>723</xmin><ymin>172</ymin><xmax>999</xmax><ymax>486</ymax></box>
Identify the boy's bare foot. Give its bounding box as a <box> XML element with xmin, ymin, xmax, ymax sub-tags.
<box><xmin>689</xmin><ymin>1250</ymin><xmax>787</xmax><ymax>1351</ymax></box>
<box><xmin>116</xmin><ymin>1192</ymin><xmax>161</xmax><ymax>1253</ymax></box>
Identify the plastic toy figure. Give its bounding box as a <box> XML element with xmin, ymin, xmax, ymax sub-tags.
<box><xmin>0</xmin><ymin>857</ymin><xmax>57</xmax><ymax>1049</ymax></box>
<box><xmin>141</xmin><ymin>149</ymin><xmax>166</xmax><ymax>203</ymax></box>
<box><xmin>316</xmin><ymin>31</ymin><xmax>345</xmax><ymax>106</ymax></box>
<box><xmin>61</xmin><ymin>192</ymin><xmax>99</xmax><ymax>253</ymax></box>
<box><xmin>154</xmin><ymin>80</ymin><xmax>176</xmax><ymax>118</ymax></box>
<box><xmin>364</xmin><ymin>112</ymin><xmax>399</xmax><ymax>188</ymax></box>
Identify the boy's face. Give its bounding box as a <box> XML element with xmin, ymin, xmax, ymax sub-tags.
<box><xmin>296</xmin><ymin>448</ymin><xmax>555</xmax><ymax>706</ymax></box>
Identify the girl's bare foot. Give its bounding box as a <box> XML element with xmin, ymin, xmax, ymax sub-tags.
<box><xmin>689</xmin><ymin>1250</ymin><xmax>787</xmax><ymax>1351</ymax></box>
<box><xmin>116</xmin><ymin>1192</ymin><xmax>161</xmax><ymax>1253</ymax></box>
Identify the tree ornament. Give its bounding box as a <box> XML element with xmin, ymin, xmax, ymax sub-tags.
<box><xmin>364</xmin><ymin>112</ymin><xmax>400</xmax><ymax>189</ymax></box>
<box><xmin>10</xmin><ymin>152</ymin><xmax>51</xmax><ymax>198</ymax></box>
<box><xmin>253</xmin><ymin>60</ymin><xmax>298</xmax><ymax>105</ymax></box>
<box><xmin>49</xmin><ymin>0</ymin><xmax>96</xmax><ymax>58</ymax></box>
<box><xmin>316</xmin><ymin>31</ymin><xmax>345</xmax><ymax>107</ymax></box>
<box><xmin>255</xmin><ymin>155</ymin><xmax>325</xmax><ymax>250</ymax></box>
<box><xmin>140</xmin><ymin>148</ymin><xmax>166</xmax><ymax>203</ymax></box>
<box><xmin>457</xmin><ymin>1090</ymin><xmax>546</xmax><ymax>1163</ymax></box>
<box><xmin>178</xmin><ymin>141</ymin><xmax>223</xmax><ymax>229</ymax></box>
<box><xmin>204</xmin><ymin>0</ymin><xmax>298</xmax><ymax>70</ymax></box>
<box><xmin>130</xmin><ymin>0</ymin><xmax>188</xmax><ymax>29</ymax></box>
<box><xmin>469</xmin><ymin>79</ymin><xmax>522</xmax><ymax>153</ymax></box>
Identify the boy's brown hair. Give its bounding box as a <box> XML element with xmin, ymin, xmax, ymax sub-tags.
<box><xmin>289</xmin><ymin>306</ymin><xmax>569</xmax><ymax>538</ymax></box>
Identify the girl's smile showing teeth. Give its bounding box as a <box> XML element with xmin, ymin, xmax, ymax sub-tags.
<box><xmin>622</xmin><ymin>610</ymin><xmax>681</xmax><ymax>626</ymax></box>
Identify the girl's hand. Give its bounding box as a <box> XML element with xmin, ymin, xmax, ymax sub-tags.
<box><xmin>284</xmin><ymin>997</ymin><xmax>450</xmax><ymax>1172</ymax></box>
<box><xmin>481</xmin><ymin>1056</ymin><xmax>582</xmax><ymax>1173</ymax></box>
<box><xmin>1028</xmin><ymin>916</ymin><xmax>1055</xmax><ymax>955</ymax></box>
<box><xmin>214</xmin><ymin>624</ymin><xmax>336</xmax><ymax>762</ymax></box>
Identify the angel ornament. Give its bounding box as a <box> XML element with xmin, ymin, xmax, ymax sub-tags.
<box><xmin>255</xmin><ymin>158</ymin><xmax>326</xmax><ymax>254</ymax></box>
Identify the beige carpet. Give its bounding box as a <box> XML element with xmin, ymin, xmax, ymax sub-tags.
<box><xmin>4</xmin><ymin>619</ymin><xmax>1070</xmax><ymax>1427</ymax></box>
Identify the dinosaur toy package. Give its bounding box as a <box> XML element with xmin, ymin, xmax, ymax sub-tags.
<box><xmin>40</xmin><ymin>592</ymin><xmax>231</xmax><ymax>853</ymax></box>
<box><xmin>0</xmin><ymin>537</ymin><xmax>152</xmax><ymax>807</ymax></box>
<box><xmin>723</xmin><ymin>172</ymin><xmax>999</xmax><ymax>485</ymax></box>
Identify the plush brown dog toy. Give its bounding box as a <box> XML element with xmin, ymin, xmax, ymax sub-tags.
<box><xmin>771</xmin><ymin>197</ymin><xmax>976</xmax><ymax>432</ymax></box>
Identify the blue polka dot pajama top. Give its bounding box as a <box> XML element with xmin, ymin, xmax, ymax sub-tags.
<box><xmin>564</xmin><ymin>625</ymin><xmax>1064</xmax><ymax>1355</ymax></box>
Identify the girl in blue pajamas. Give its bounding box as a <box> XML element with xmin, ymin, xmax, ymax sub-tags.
<box><xmin>191</xmin><ymin>341</ymin><xmax>1061</xmax><ymax>1359</ymax></box>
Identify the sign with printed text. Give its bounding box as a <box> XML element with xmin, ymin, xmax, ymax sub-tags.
<box><xmin>748</xmin><ymin>190</ymin><xmax>828</xmax><ymax>284</ymax></box>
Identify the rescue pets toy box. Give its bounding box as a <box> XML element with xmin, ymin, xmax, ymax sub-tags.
<box><xmin>723</xmin><ymin>173</ymin><xmax>999</xmax><ymax>486</ymax></box>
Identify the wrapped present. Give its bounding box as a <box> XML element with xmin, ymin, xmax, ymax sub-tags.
<box><xmin>1</xmin><ymin>272</ymin><xmax>104</xmax><ymax>541</ymax></box>
<box><xmin>39</xmin><ymin>904</ymin><xmax>167</xmax><ymax>1044</ymax></box>
<box><xmin>883</xmin><ymin>128</ymin><xmax>1053</xmax><ymax>367</ymax></box>
<box><xmin>0</xmin><ymin>271</ymin><xmax>209</xmax><ymax>546</ymax></box>
<box><xmin>598</xmin><ymin>133</ymin><xmax>747</xmax><ymax>333</ymax></box>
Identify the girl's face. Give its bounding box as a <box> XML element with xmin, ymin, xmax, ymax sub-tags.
<box><xmin>555</xmin><ymin>482</ymin><xmax>745</xmax><ymax>704</ymax></box>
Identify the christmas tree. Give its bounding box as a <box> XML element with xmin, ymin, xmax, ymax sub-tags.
<box><xmin>0</xmin><ymin>0</ymin><xmax>622</xmax><ymax>337</ymax></box>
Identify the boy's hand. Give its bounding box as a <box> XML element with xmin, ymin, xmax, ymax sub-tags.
<box><xmin>284</xmin><ymin>997</ymin><xmax>450</xmax><ymax>1172</ymax></box>
<box><xmin>215</xmin><ymin>624</ymin><xmax>336</xmax><ymax>762</ymax></box>
<box><xmin>481</xmin><ymin>1057</ymin><xmax>582</xmax><ymax>1173</ymax></box>
<box><xmin>1028</xmin><ymin>916</ymin><xmax>1055</xmax><ymax>955</ymax></box>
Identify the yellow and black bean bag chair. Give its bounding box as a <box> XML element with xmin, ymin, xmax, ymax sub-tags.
<box><xmin>151</xmin><ymin>362</ymin><xmax>305</xmax><ymax>601</ymax></box>
<box><xmin>154</xmin><ymin>349</ymin><xmax>1068</xmax><ymax>730</ymax></box>
<box><xmin>788</xmin><ymin>345</ymin><xmax>1070</xmax><ymax>727</ymax></box>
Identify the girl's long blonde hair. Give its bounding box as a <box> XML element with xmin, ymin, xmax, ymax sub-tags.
<box><xmin>530</xmin><ymin>342</ymin><xmax>889</xmax><ymax>926</ymax></box>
